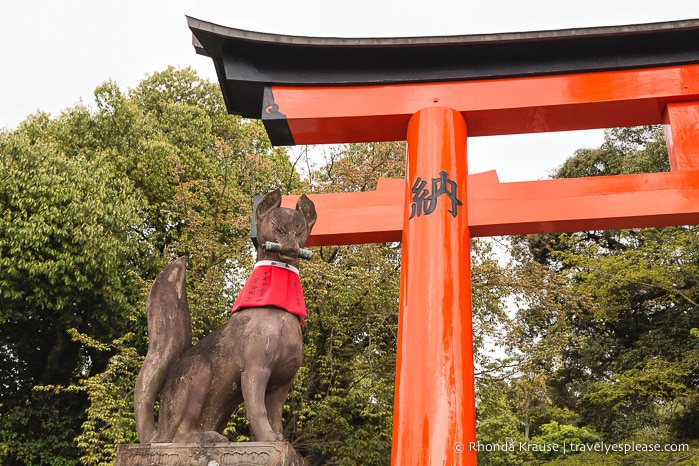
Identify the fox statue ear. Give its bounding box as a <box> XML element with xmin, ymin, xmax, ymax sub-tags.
<box><xmin>256</xmin><ymin>189</ymin><xmax>282</xmax><ymax>222</ymax></box>
<box><xmin>296</xmin><ymin>194</ymin><xmax>317</xmax><ymax>233</ymax></box>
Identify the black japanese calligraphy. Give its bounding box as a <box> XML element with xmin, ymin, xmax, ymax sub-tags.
<box><xmin>409</xmin><ymin>171</ymin><xmax>463</xmax><ymax>219</ymax></box>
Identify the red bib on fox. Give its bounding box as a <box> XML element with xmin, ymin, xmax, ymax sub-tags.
<box><xmin>232</xmin><ymin>260</ymin><xmax>306</xmax><ymax>322</ymax></box>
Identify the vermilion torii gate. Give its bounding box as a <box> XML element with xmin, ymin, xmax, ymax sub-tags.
<box><xmin>188</xmin><ymin>17</ymin><xmax>699</xmax><ymax>464</ymax></box>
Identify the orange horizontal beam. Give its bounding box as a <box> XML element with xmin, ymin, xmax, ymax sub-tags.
<box><xmin>282</xmin><ymin>180</ymin><xmax>403</xmax><ymax>246</ymax></box>
<box><xmin>269</xmin><ymin>64</ymin><xmax>699</xmax><ymax>144</ymax></box>
<box><xmin>283</xmin><ymin>170</ymin><xmax>699</xmax><ymax>246</ymax></box>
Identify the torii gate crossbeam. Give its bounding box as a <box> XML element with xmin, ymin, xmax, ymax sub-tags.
<box><xmin>188</xmin><ymin>17</ymin><xmax>699</xmax><ymax>465</ymax></box>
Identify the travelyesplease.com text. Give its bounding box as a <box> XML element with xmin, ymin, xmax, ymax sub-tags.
<box><xmin>463</xmin><ymin>440</ymin><xmax>689</xmax><ymax>455</ymax></box>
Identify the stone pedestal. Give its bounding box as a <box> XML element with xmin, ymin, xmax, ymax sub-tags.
<box><xmin>115</xmin><ymin>442</ymin><xmax>304</xmax><ymax>466</ymax></box>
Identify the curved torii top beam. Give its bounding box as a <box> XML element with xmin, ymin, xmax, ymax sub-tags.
<box><xmin>187</xmin><ymin>16</ymin><xmax>699</xmax><ymax>146</ymax></box>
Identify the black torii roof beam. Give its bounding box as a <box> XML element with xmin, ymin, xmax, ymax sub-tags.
<box><xmin>186</xmin><ymin>17</ymin><xmax>699</xmax><ymax>145</ymax></box>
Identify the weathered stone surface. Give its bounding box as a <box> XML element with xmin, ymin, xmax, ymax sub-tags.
<box><xmin>115</xmin><ymin>442</ymin><xmax>304</xmax><ymax>466</ymax></box>
<box><xmin>135</xmin><ymin>190</ymin><xmax>317</xmax><ymax>444</ymax></box>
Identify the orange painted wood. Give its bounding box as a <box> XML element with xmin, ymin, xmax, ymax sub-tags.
<box><xmin>469</xmin><ymin>170</ymin><xmax>699</xmax><ymax>235</ymax></box>
<box><xmin>390</xmin><ymin>107</ymin><xmax>475</xmax><ymax>465</ymax></box>
<box><xmin>283</xmin><ymin>169</ymin><xmax>699</xmax><ymax>246</ymax></box>
<box><xmin>281</xmin><ymin>179</ymin><xmax>404</xmax><ymax>246</ymax></box>
<box><xmin>664</xmin><ymin>102</ymin><xmax>699</xmax><ymax>171</ymax></box>
<box><xmin>270</xmin><ymin>64</ymin><xmax>699</xmax><ymax>144</ymax></box>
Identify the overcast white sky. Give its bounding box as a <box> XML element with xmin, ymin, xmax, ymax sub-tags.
<box><xmin>3</xmin><ymin>0</ymin><xmax>699</xmax><ymax>181</ymax></box>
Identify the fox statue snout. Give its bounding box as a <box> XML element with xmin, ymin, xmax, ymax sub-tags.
<box><xmin>134</xmin><ymin>189</ymin><xmax>316</xmax><ymax>444</ymax></box>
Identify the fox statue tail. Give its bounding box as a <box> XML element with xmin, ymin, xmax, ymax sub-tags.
<box><xmin>134</xmin><ymin>256</ymin><xmax>192</xmax><ymax>443</ymax></box>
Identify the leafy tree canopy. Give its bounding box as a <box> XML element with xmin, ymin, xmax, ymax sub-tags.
<box><xmin>484</xmin><ymin>125</ymin><xmax>699</xmax><ymax>465</ymax></box>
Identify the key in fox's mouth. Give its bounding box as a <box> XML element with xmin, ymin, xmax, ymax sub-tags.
<box><xmin>261</xmin><ymin>241</ymin><xmax>313</xmax><ymax>260</ymax></box>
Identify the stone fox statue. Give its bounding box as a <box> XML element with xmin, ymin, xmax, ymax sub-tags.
<box><xmin>134</xmin><ymin>189</ymin><xmax>317</xmax><ymax>444</ymax></box>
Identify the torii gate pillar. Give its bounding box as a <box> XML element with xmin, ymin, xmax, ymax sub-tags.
<box><xmin>394</xmin><ymin>107</ymin><xmax>474</xmax><ymax>464</ymax></box>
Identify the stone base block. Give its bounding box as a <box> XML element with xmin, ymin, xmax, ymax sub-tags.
<box><xmin>115</xmin><ymin>442</ymin><xmax>304</xmax><ymax>466</ymax></box>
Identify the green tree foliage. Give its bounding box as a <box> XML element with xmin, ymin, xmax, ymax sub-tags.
<box><xmin>530</xmin><ymin>421</ymin><xmax>600</xmax><ymax>462</ymax></box>
<box><xmin>482</xmin><ymin>125</ymin><xmax>699</xmax><ymax>465</ymax></box>
<box><xmin>0</xmin><ymin>130</ymin><xmax>143</xmax><ymax>465</ymax></box>
<box><xmin>543</xmin><ymin>129</ymin><xmax>699</xmax><ymax>443</ymax></box>
<box><xmin>476</xmin><ymin>377</ymin><xmax>535</xmax><ymax>466</ymax></box>
<box><xmin>289</xmin><ymin>243</ymin><xmax>400</xmax><ymax>465</ymax></box>
<box><xmin>555</xmin><ymin>126</ymin><xmax>669</xmax><ymax>179</ymax></box>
